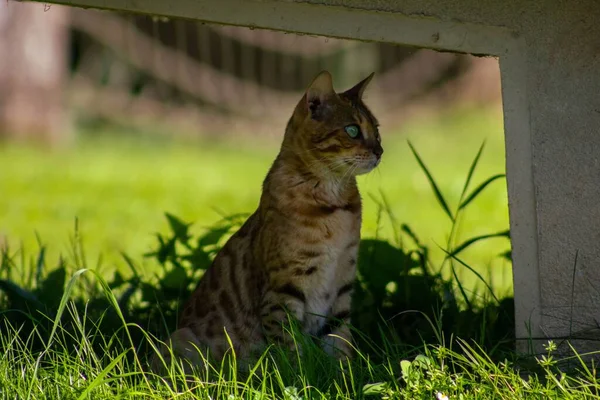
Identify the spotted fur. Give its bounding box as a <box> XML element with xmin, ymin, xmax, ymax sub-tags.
<box><xmin>151</xmin><ymin>71</ymin><xmax>383</xmax><ymax>374</ymax></box>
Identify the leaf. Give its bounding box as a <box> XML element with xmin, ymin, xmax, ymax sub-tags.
<box><xmin>108</xmin><ymin>270</ymin><xmax>125</xmax><ymax>289</ymax></box>
<box><xmin>458</xmin><ymin>141</ymin><xmax>486</xmax><ymax>205</ymax></box>
<box><xmin>140</xmin><ymin>282</ymin><xmax>160</xmax><ymax>303</ymax></box>
<box><xmin>118</xmin><ymin>279</ymin><xmax>139</xmax><ymax>309</ymax></box>
<box><xmin>408</xmin><ymin>141</ymin><xmax>454</xmax><ymax>222</ymax></box>
<box><xmin>400</xmin><ymin>359</ymin><xmax>412</xmax><ymax>381</ymax></box>
<box><xmin>448</xmin><ymin>230</ymin><xmax>510</xmax><ymax>258</ymax></box>
<box><xmin>283</xmin><ymin>386</ymin><xmax>304</xmax><ymax>400</ymax></box>
<box><xmin>459</xmin><ymin>174</ymin><xmax>505</xmax><ymax>210</ymax></box>
<box><xmin>362</xmin><ymin>382</ymin><xmax>389</xmax><ymax>395</ymax></box>
<box><xmin>142</xmin><ymin>233</ymin><xmax>164</xmax><ymax>259</ymax></box>
<box><xmin>76</xmin><ymin>351</ymin><xmax>127</xmax><ymax>400</ymax></box>
<box><xmin>156</xmin><ymin>237</ymin><xmax>176</xmax><ymax>264</ymax></box>
<box><xmin>165</xmin><ymin>212</ymin><xmax>192</xmax><ymax>243</ymax></box>
<box><xmin>161</xmin><ymin>266</ymin><xmax>188</xmax><ymax>290</ymax></box>
<box><xmin>198</xmin><ymin>226</ymin><xmax>231</xmax><ymax>248</ymax></box>
<box><xmin>401</xmin><ymin>224</ymin><xmax>422</xmax><ymax>247</ymax></box>
<box><xmin>357</xmin><ymin>239</ymin><xmax>415</xmax><ymax>295</ymax></box>
<box><xmin>414</xmin><ymin>354</ymin><xmax>432</xmax><ymax>368</ymax></box>
<box><xmin>182</xmin><ymin>247</ymin><xmax>212</xmax><ymax>271</ymax></box>
<box><xmin>120</xmin><ymin>251</ymin><xmax>140</xmax><ymax>279</ymax></box>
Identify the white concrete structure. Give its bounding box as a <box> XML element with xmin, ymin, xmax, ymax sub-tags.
<box><xmin>34</xmin><ymin>0</ymin><xmax>600</xmax><ymax>356</ymax></box>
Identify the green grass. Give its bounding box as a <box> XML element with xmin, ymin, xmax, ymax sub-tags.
<box><xmin>0</xmin><ymin>245</ymin><xmax>594</xmax><ymax>399</ymax></box>
<box><xmin>0</xmin><ymin>107</ymin><xmax>511</xmax><ymax>295</ymax></box>
<box><xmin>0</xmin><ymin>279</ymin><xmax>596</xmax><ymax>399</ymax></box>
<box><xmin>2</xmin><ymin>107</ymin><xmax>599</xmax><ymax>398</ymax></box>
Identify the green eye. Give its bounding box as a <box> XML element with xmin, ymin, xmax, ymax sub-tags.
<box><xmin>345</xmin><ymin>125</ymin><xmax>360</xmax><ymax>138</ymax></box>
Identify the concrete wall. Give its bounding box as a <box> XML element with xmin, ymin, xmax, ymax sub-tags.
<box><xmin>362</xmin><ymin>0</ymin><xmax>600</xmax><ymax>355</ymax></box>
<box><xmin>35</xmin><ymin>0</ymin><xmax>600</xmax><ymax>356</ymax></box>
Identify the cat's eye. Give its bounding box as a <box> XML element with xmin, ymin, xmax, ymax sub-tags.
<box><xmin>345</xmin><ymin>125</ymin><xmax>360</xmax><ymax>138</ymax></box>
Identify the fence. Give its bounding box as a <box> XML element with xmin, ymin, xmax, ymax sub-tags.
<box><xmin>0</xmin><ymin>2</ymin><xmax>501</xmax><ymax>142</ymax></box>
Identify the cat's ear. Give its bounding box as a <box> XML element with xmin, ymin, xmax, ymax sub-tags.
<box><xmin>343</xmin><ymin>72</ymin><xmax>374</xmax><ymax>101</ymax></box>
<box><xmin>306</xmin><ymin>70</ymin><xmax>335</xmax><ymax>119</ymax></box>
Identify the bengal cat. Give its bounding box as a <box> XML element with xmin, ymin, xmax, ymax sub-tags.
<box><xmin>151</xmin><ymin>70</ymin><xmax>383</xmax><ymax>374</ymax></box>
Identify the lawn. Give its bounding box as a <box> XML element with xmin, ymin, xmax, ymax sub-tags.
<box><xmin>1</xmin><ymin>106</ymin><xmax>597</xmax><ymax>399</ymax></box>
<box><xmin>0</xmin><ymin>106</ymin><xmax>511</xmax><ymax>295</ymax></box>
<box><xmin>1</xmin><ymin>316</ymin><xmax>594</xmax><ymax>399</ymax></box>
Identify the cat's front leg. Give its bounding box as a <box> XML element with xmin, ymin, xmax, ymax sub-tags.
<box><xmin>319</xmin><ymin>281</ymin><xmax>355</xmax><ymax>360</ymax></box>
<box><xmin>260</xmin><ymin>283</ymin><xmax>307</xmax><ymax>353</ymax></box>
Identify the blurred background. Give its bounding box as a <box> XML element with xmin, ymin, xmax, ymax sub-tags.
<box><xmin>0</xmin><ymin>1</ymin><xmax>511</xmax><ymax>295</ymax></box>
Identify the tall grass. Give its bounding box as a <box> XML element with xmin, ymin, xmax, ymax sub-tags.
<box><xmin>1</xmin><ymin>286</ymin><xmax>598</xmax><ymax>399</ymax></box>
<box><xmin>1</xmin><ymin>136</ymin><xmax>596</xmax><ymax>397</ymax></box>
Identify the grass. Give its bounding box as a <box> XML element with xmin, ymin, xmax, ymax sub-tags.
<box><xmin>0</xmin><ymin>241</ymin><xmax>595</xmax><ymax>399</ymax></box>
<box><xmin>0</xmin><ymin>272</ymin><xmax>597</xmax><ymax>399</ymax></box>
<box><xmin>0</xmin><ymin>106</ymin><xmax>511</xmax><ymax>295</ymax></box>
<box><xmin>1</xmin><ymin>106</ymin><xmax>599</xmax><ymax>398</ymax></box>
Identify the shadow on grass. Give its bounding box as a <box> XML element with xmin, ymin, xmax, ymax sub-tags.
<box><xmin>0</xmin><ymin>141</ymin><xmax>528</xmax><ymax>397</ymax></box>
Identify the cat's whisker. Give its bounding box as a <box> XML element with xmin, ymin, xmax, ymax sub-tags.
<box><xmin>338</xmin><ymin>159</ymin><xmax>358</xmax><ymax>185</ymax></box>
<box><xmin>350</xmin><ymin>162</ymin><xmax>361</xmax><ymax>180</ymax></box>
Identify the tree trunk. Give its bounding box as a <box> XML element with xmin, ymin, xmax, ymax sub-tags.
<box><xmin>0</xmin><ymin>1</ymin><xmax>70</xmax><ymax>146</ymax></box>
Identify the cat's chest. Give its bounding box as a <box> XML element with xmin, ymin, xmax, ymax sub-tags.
<box><xmin>322</xmin><ymin>206</ymin><xmax>360</xmax><ymax>240</ymax></box>
<box><xmin>302</xmin><ymin>255</ymin><xmax>357</xmax><ymax>334</ymax></box>
<box><xmin>307</xmin><ymin>213</ymin><xmax>358</xmax><ymax>272</ymax></box>
<box><xmin>303</xmin><ymin>220</ymin><xmax>359</xmax><ymax>332</ymax></box>
<box><xmin>317</xmin><ymin>208</ymin><xmax>360</xmax><ymax>265</ymax></box>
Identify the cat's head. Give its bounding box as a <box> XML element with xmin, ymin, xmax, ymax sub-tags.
<box><xmin>285</xmin><ymin>70</ymin><xmax>383</xmax><ymax>179</ymax></box>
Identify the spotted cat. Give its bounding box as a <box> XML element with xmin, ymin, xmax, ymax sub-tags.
<box><xmin>151</xmin><ymin>70</ymin><xmax>383</xmax><ymax>373</ymax></box>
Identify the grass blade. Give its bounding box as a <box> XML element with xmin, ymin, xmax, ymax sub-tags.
<box><xmin>34</xmin><ymin>238</ymin><xmax>45</xmax><ymax>289</ymax></box>
<box><xmin>449</xmin><ymin>263</ymin><xmax>472</xmax><ymax>311</ymax></box>
<box><xmin>459</xmin><ymin>174</ymin><xmax>505</xmax><ymax>210</ymax></box>
<box><xmin>76</xmin><ymin>351</ymin><xmax>127</xmax><ymax>400</ymax></box>
<box><xmin>408</xmin><ymin>141</ymin><xmax>454</xmax><ymax>222</ymax></box>
<box><xmin>441</xmin><ymin>249</ymin><xmax>500</xmax><ymax>304</ymax></box>
<box><xmin>45</xmin><ymin>268</ymin><xmax>89</xmax><ymax>349</ymax></box>
<box><xmin>447</xmin><ymin>230</ymin><xmax>510</xmax><ymax>258</ymax></box>
<box><xmin>120</xmin><ymin>251</ymin><xmax>140</xmax><ymax>279</ymax></box>
<box><xmin>459</xmin><ymin>141</ymin><xmax>486</xmax><ymax>204</ymax></box>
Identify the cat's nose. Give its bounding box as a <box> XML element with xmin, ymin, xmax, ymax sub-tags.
<box><xmin>372</xmin><ymin>145</ymin><xmax>384</xmax><ymax>159</ymax></box>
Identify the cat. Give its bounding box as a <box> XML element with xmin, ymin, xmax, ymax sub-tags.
<box><xmin>150</xmin><ymin>70</ymin><xmax>383</xmax><ymax>375</ymax></box>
